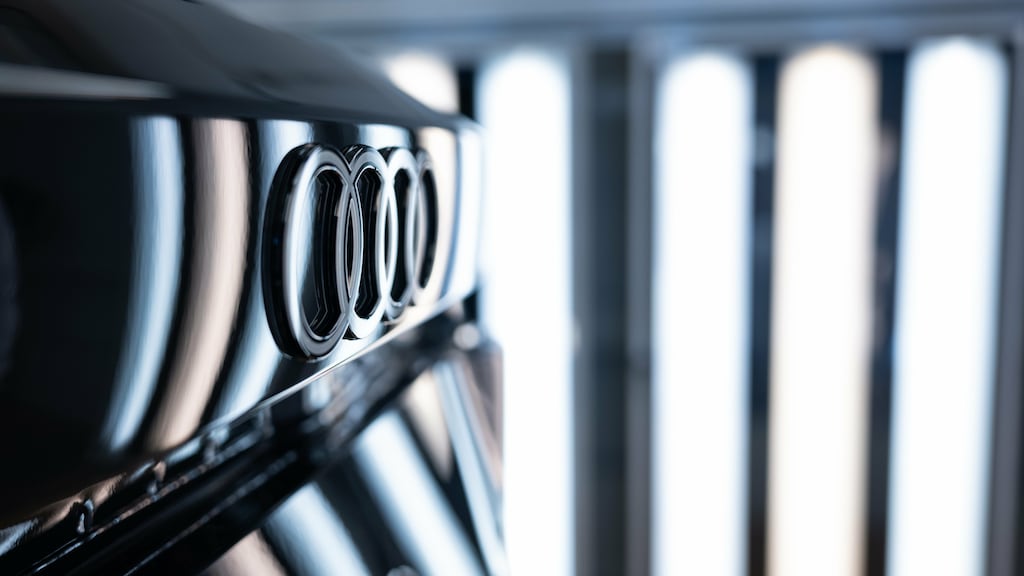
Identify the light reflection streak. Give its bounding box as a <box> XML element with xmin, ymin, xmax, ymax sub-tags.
<box><xmin>451</xmin><ymin>128</ymin><xmax>484</xmax><ymax>299</ymax></box>
<box><xmin>207</xmin><ymin>532</ymin><xmax>287</xmax><ymax>576</ymax></box>
<box><xmin>148</xmin><ymin>120</ymin><xmax>249</xmax><ymax>449</ymax></box>
<box><xmin>104</xmin><ymin>117</ymin><xmax>183</xmax><ymax>451</ymax></box>
<box><xmin>354</xmin><ymin>412</ymin><xmax>482</xmax><ymax>576</ymax></box>
<box><xmin>401</xmin><ymin>371</ymin><xmax>454</xmax><ymax>478</ymax></box>
<box><xmin>264</xmin><ymin>485</ymin><xmax>369</xmax><ymax>576</ymax></box>
<box><xmin>213</xmin><ymin>120</ymin><xmax>312</xmax><ymax>421</ymax></box>
<box><xmin>418</xmin><ymin>126</ymin><xmax>459</xmax><ymax>298</ymax></box>
<box><xmin>360</xmin><ymin>124</ymin><xmax>410</xmax><ymax>149</ymax></box>
<box><xmin>0</xmin><ymin>519</ymin><xmax>36</xmax><ymax>556</ymax></box>
<box><xmin>435</xmin><ymin>361</ymin><xmax>510</xmax><ymax>575</ymax></box>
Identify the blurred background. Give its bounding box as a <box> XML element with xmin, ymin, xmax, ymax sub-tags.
<box><xmin>211</xmin><ymin>1</ymin><xmax>1022</xmax><ymax>575</ymax></box>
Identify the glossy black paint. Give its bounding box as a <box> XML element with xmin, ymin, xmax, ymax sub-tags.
<box><xmin>0</xmin><ymin>0</ymin><xmax>495</xmax><ymax>574</ymax></box>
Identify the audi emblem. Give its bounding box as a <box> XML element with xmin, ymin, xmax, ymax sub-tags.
<box><xmin>263</xmin><ymin>143</ymin><xmax>439</xmax><ymax>359</ymax></box>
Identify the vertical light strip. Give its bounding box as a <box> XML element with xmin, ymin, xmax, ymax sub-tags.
<box><xmin>478</xmin><ymin>49</ymin><xmax>573</xmax><ymax>576</ymax></box>
<box><xmin>651</xmin><ymin>51</ymin><xmax>752</xmax><ymax>576</ymax></box>
<box><xmin>888</xmin><ymin>38</ymin><xmax>1008</xmax><ymax>576</ymax></box>
<box><xmin>105</xmin><ymin>117</ymin><xmax>183</xmax><ymax>450</ymax></box>
<box><xmin>769</xmin><ymin>45</ymin><xmax>878</xmax><ymax>576</ymax></box>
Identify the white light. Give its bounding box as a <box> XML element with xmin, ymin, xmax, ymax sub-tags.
<box><xmin>478</xmin><ymin>49</ymin><xmax>573</xmax><ymax>576</ymax></box>
<box><xmin>383</xmin><ymin>51</ymin><xmax>459</xmax><ymax>114</ymax></box>
<box><xmin>769</xmin><ymin>45</ymin><xmax>878</xmax><ymax>576</ymax></box>
<box><xmin>652</xmin><ymin>51</ymin><xmax>752</xmax><ymax>576</ymax></box>
<box><xmin>888</xmin><ymin>38</ymin><xmax>1008</xmax><ymax>576</ymax></box>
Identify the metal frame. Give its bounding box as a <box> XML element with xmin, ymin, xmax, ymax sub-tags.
<box><xmin>211</xmin><ymin>1</ymin><xmax>1021</xmax><ymax>43</ymax></box>
<box><xmin>572</xmin><ymin>46</ymin><xmax>632</xmax><ymax>576</ymax></box>
<box><xmin>987</xmin><ymin>23</ymin><xmax>1024</xmax><ymax>576</ymax></box>
<box><xmin>625</xmin><ymin>40</ymin><xmax>655</xmax><ymax>576</ymax></box>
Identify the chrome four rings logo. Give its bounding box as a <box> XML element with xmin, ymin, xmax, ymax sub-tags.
<box><xmin>264</xmin><ymin>143</ymin><xmax>439</xmax><ymax>359</ymax></box>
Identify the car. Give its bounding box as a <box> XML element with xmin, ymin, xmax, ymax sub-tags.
<box><xmin>0</xmin><ymin>0</ymin><xmax>505</xmax><ymax>574</ymax></box>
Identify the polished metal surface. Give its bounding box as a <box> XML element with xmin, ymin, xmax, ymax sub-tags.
<box><xmin>0</xmin><ymin>104</ymin><xmax>478</xmax><ymax>518</ymax></box>
<box><xmin>0</xmin><ymin>0</ymin><xmax>491</xmax><ymax>573</ymax></box>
